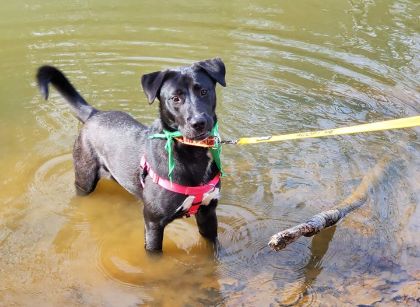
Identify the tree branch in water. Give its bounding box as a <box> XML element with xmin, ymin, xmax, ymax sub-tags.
<box><xmin>268</xmin><ymin>157</ymin><xmax>392</xmax><ymax>251</ymax></box>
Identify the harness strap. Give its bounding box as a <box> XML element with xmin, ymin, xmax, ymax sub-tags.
<box><xmin>140</xmin><ymin>156</ymin><xmax>220</xmax><ymax>216</ymax></box>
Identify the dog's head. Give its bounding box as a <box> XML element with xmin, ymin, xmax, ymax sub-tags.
<box><xmin>141</xmin><ymin>58</ymin><xmax>226</xmax><ymax>140</ymax></box>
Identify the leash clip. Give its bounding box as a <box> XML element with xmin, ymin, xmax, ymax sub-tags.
<box><xmin>212</xmin><ymin>136</ymin><xmax>221</xmax><ymax>149</ymax></box>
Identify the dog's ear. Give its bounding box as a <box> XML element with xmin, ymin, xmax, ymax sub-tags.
<box><xmin>197</xmin><ymin>58</ymin><xmax>226</xmax><ymax>87</ymax></box>
<box><xmin>141</xmin><ymin>70</ymin><xmax>167</xmax><ymax>104</ymax></box>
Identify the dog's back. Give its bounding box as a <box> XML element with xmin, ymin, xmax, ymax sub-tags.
<box><xmin>37</xmin><ymin>66</ymin><xmax>148</xmax><ymax>197</ymax></box>
<box><xmin>78</xmin><ymin>111</ymin><xmax>148</xmax><ymax>197</ymax></box>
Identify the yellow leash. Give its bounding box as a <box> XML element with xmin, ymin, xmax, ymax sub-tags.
<box><xmin>222</xmin><ymin>116</ymin><xmax>420</xmax><ymax>145</ymax></box>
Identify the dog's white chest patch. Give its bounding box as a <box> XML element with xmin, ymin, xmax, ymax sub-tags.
<box><xmin>202</xmin><ymin>187</ymin><xmax>220</xmax><ymax>206</ymax></box>
<box><xmin>179</xmin><ymin>196</ymin><xmax>195</xmax><ymax>211</ymax></box>
<box><xmin>178</xmin><ymin>187</ymin><xmax>221</xmax><ymax>213</ymax></box>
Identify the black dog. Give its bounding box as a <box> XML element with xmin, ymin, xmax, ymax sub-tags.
<box><xmin>36</xmin><ymin>58</ymin><xmax>226</xmax><ymax>252</ymax></box>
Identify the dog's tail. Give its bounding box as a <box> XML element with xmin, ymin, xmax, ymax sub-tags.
<box><xmin>36</xmin><ymin>65</ymin><xmax>98</xmax><ymax>123</ymax></box>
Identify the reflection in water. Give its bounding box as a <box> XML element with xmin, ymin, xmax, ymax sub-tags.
<box><xmin>302</xmin><ymin>226</ymin><xmax>337</xmax><ymax>298</ymax></box>
<box><xmin>275</xmin><ymin>227</ymin><xmax>336</xmax><ymax>305</ymax></box>
<box><xmin>0</xmin><ymin>0</ymin><xmax>419</xmax><ymax>305</ymax></box>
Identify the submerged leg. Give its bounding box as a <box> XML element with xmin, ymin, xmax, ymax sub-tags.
<box><xmin>143</xmin><ymin>203</ymin><xmax>166</xmax><ymax>253</ymax></box>
<box><xmin>195</xmin><ymin>200</ymin><xmax>218</xmax><ymax>242</ymax></box>
<box><xmin>144</xmin><ymin>221</ymin><xmax>164</xmax><ymax>253</ymax></box>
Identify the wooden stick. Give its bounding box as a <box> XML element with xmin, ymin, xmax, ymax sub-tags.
<box><xmin>268</xmin><ymin>157</ymin><xmax>392</xmax><ymax>251</ymax></box>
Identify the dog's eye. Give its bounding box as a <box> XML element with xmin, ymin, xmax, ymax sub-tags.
<box><xmin>200</xmin><ymin>89</ymin><xmax>208</xmax><ymax>96</ymax></box>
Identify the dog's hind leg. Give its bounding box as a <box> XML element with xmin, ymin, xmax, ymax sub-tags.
<box><xmin>73</xmin><ymin>135</ymin><xmax>100</xmax><ymax>196</ymax></box>
<box><xmin>195</xmin><ymin>200</ymin><xmax>218</xmax><ymax>242</ymax></box>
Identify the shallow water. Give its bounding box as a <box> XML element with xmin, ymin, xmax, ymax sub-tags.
<box><xmin>1</xmin><ymin>0</ymin><xmax>419</xmax><ymax>305</ymax></box>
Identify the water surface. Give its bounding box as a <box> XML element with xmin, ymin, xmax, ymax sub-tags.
<box><xmin>1</xmin><ymin>0</ymin><xmax>419</xmax><ymax>305</ymax></box>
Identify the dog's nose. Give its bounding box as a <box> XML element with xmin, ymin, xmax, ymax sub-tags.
<box><xmin>191</xmin><ymin>116</ymin><xmax>206</xmax><ymax>131</ymax></box>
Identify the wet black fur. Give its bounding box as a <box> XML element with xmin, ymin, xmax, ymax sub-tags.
<box><xmin>36</xmin><ymin>59</ymin><xmax>226</xmax><ymax>252</ymax></box>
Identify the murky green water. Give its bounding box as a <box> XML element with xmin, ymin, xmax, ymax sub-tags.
<box><xmin>1</xmin><ymin>0</ymin><xmax>419</xmax><ymax>305</ymax></box>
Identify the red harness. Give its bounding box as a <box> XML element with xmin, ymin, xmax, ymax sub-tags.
<box><xmin>140</xmin><ymin>155</ymin><xmax>220</xmax><ymax>217</ymax></box>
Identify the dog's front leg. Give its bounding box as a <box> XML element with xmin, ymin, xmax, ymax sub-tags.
<box><xmin>143</xmin><ymin>219</ymin><xmax>165</xmax><ymax>253</ymax></box>
<box><xmin>195</xmin><ymin>199</ymin><xmax>218</xmax><ymax>242</ymax></box>
<box><xmin>143</xmin><ymin>204</ymin><xmax>165</xmax><ymax>253</ymax></box>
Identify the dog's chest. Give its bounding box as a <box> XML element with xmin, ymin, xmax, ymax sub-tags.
<box><xmin>178</xmin><ymin>187</ymin><xmax>221</xmax><ymax>212</ymax></box>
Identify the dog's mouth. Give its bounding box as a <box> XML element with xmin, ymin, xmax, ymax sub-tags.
<box><xmin>174</xmin><ymin>128</ymin><xmax>219</xmax><ymax>148</ymax></box>
<box><xmin>180</xmin><ymin>128</ymin><xmax>210</xmax><ymax>141</ymax></box>
<box><xmin>175</xmin><ymin>133</ymin><xmax>218</xmax><ymax>148</ymax></box>
<box><xmin>191</xmin><ymin>131</ymin><xmax>210</xmax><ymax>141</ymax></box>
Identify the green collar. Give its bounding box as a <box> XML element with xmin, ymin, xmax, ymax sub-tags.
<box><xmin>149</xmin><ymin>123</ymin><xmax>224</xmax><ymax>182</ymax></box>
